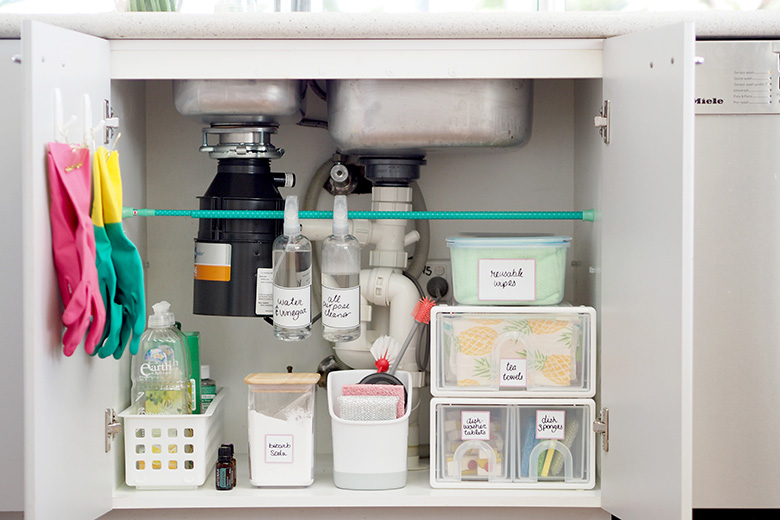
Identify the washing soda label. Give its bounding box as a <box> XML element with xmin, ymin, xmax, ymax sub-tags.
<box><xmin>536</xmin><ymin>410</ymin><xmax>566</xmax><ymax>440</ymax></box>
<box><xmin>477</xmin><ymin>258</ymin><xmax>536</xmax><ymax>301</ymax></box>
<box><xmin>321</xmin><ymin>285</ymin><xmax>360</xmax><ymax>329</ymax></box>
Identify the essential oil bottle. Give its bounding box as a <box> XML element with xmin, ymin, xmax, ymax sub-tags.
<box><xmin>216</xmin><ymin>445</ymin><xmax>235</xmax><ymax>490</ymax></box>
<box><xmin>272</xmin><ymin>195</ymin><xmax>312</xmax><ymax>341</ymax></box>
<box><xmin>321</xmin><ymin>195</ymin><xmax>361</xmax><ymax>342</ymax></box>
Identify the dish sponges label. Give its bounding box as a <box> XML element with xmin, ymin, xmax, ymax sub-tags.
<box><xmin>265</xmin><ymin>434</ymin><xmax>294</xmax><ymax>463</ymax></box>
<box><xmin>536</xmin><ymin>410</ymin><xmax>566</xmax><ymax>440</ymax></box>
<box><xmin>500</xmin><ymin>358</ymin><xmax>527</xmax><ymax>388</ymax></box>
<box><xmin>477</xmin><ymin>259</ymin><xmax>536</xmax><ymax>301</ymax></box>
<box><xmin>461</xmin><ymin>411</ymin><xmax>491</xmax><ymax>441</ymax></box>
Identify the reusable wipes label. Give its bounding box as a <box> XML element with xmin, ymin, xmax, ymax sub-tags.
<box><xmin>273</xmin><ymin>285</ymin><xmax>311</xmax><ymax>327</ymax></box>
<box><xmin>536</xmin><ymin>410</ymin><xmax>566</xmax><ymax>440</ymax></box>
<box><xmin>500</xmin><ymin>358</ymin><xmax>527</xmax><ymax>388</ymax></box>
<box><xmin>461</xmin><ymin>411</ymin><xmax>491</xmax><ymax>441</ymax></box>
<box><xmin>265</xmin><ymin>434</ymin><xmax>294</xmax><ymax>463</ymax></box>
<box><xmin>194</xmin><ymin>242</ymin><xmax>231</xmax><ymax>282</ymax></box>
<box><xmin>321</xmin><ymin>286</ymin><xmax>360</xmax><ymax>329</ymax></box>
<box><xmin>255</xmin><ymin>268</ymin><xmax>273</xmax><ymax>315</ymax></box>
<box><xmin>477</xmin><ymin>258</ymin><xmax>536</xmax><ymax>301</ymax></box>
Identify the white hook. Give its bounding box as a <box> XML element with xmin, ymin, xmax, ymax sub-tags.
<box><xmin>53</xmin><ymin>88</ymin><xmax>76</xmax><ymax>144</ymax></box>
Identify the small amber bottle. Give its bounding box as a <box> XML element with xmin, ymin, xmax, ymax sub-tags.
<box><xmin>216</xmin><ymin>445</ymin><xmax>235</xmax><ymax>490</ymax></box>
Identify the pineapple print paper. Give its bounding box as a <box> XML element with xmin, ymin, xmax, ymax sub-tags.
<box><xmin>441</xmin><ymin>313</ymin><xmax>580</xmax><ymax>390</ymax></box>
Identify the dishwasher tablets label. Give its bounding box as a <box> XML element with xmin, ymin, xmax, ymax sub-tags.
<box><xmin>478</xmin><ymin>258</ymin><xmax>536</xmax><ymax>301</ymax></box>
<box><xmin>536</xmin><ymin>410</ymin><xmax>566</xmax><ymax>440</ymax></box>
<box><xmin>461</xmin><ymin>411</ymin><xmax>491</xmax><ymax>440</ymax></box>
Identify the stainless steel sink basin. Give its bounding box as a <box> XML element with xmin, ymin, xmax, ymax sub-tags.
<box><xmin>173</xmin><ymin>80</ymin><xmax>305</xmax><ymax>123</ymax></box>
<box><xmin>327</xmin><ymin>79</ymin><xmax>533</xmax><ymax>155</ymax></box>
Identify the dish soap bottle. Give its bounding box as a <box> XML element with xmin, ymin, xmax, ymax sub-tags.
<box><xmin>321</xmin><ymin>195</ymin><xmax>361</xmax><ymax>342</ymax></box>
<box><xmin>130</xmin><ymin>301</ymin><xmax>192</xmax><ymax>414</ymax></box>
<box><xmin>272</xmin><ymin>195</ymin><xmax>312</xmax><ymax>340</ymax></box>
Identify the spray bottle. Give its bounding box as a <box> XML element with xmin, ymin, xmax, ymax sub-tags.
<box><xmin>321</xmin><ymin>195</ymin><xmax>361</xmax><ymax>342</ymax></box>
<box><xmin>130</xmin><ymin>301</ymin><xmax>192</xmax><ymax>414</ymax></box>
<box><xmin>272</xmin><ymin>195</ymin><xmax>312</xmax><ymax>340</ymax></box>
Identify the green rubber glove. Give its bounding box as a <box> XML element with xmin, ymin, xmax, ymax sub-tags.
<box><xmin>100</xmin><ymin>147</ymin><xmax>146</xmax><ymax>359</ymax></box>
<box><xmin>92</xmin><ymin>148</ymin><xmax>124</xmax><ymax>358</ymax></box>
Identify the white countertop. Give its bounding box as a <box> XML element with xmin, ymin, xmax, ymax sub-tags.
<box><xmin>1</xmin><ymin>11</ymin><xmax>780</xmax><ymax>40</ymax></box>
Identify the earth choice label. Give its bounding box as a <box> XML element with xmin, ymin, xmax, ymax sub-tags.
<box><xmin>265</xmin><ymin>434</ymin><xmax>294</xmax><ymax>463</ymax></box>
<box><xmin>536</xmin><ymin>410</ymin><xmax>566</xmax><ymax>440</ymax></box>
<box><xmin>478</xmin><ymin>258</ymin><xmax>536</xmax><ymax>301</ymax></box>
<box><xmin>461</xmin><ymin>411</ymin><xmax>491</xmax><ymax>440</ymax></box>
<box><xmin>499</xmin><ymin>358</ymin><xmax>527</xmax><ymax>388</ymax></box>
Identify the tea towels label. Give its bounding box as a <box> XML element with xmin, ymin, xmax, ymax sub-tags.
<box><xmin>461</xmin><ymin>411</ymin><xmax>491</xmax><ymax>440</ymax></box>
<box><xmin>500</xmin><ymin>358</ymin><xmax>527</xmax><ymax>388</ymax></box>
<box><xmin>536</xmin><ymin>410</ymin><xmax>566</xmax><ymax>440</ymax></box>
<box><xmin>478</xmin><ymin>259</ymin><xmax>536</xmax><ymax>301</ymax></box>
<box><xmin>265</xmin><ymin>434</ymin><xmax>294</xmax><ymax>463</ymax></box>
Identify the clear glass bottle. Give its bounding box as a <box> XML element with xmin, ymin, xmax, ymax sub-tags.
<box><xmin>130</xmin><ymin>301</ymin><xmax>192</xmax><ymax>415</ymax></box>
<box><xmin>321</xmin><ymin>195</ymin><xmax>361</xmax><ymax>342</ymax></box>
<box><xmin>272</xmin><ymin>195</ymin><xmax>312</xmax><ymax>340</ymax></box>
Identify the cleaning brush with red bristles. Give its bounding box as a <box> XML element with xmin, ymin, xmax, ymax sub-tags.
<box><xmin>355</xmin><ymin>297</ymin><xmax>437</xmax><ymax>408</ymax></box>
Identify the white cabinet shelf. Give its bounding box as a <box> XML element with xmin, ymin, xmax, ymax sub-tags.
<box><xmin>112</xmin><ymin>455</ymin><xmax>601</xmax><ymax>510</ymax></box>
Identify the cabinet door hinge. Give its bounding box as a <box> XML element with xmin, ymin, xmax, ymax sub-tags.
<box><xmin>105</xmin><ymin>408</ymin><xmax>121</xmax><ymax>453</ymax></box>
<box><xmin>103</xmin><ymin>99</ymin><xmax>119</xmax><ymax>145</ymax></box>
<box><xmin>592</xmin><ymin>407</ymin><xmax>609</xmax><ymax>452</ymax></box>
<box><xmin>594</xmin><ymin>100</ymin><xmax>610</xmax><ymax>144</ymax></box>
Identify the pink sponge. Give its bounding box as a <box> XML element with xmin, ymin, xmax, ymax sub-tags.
<box><xmin>341</xmin><ymin>384</ymin><xmax>405</xmax><ymax>418</ymax></box>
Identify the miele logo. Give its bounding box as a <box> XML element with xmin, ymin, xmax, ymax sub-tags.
<box><xmin>695</xmin><ymin>97</ymin><xmax>725</xmax><ymax>105</ymax></box>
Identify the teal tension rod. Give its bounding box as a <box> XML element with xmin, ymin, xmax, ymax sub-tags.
<box><xmin>123</xmin><ymin>207</ymin><xmax>596</xmax><ymax>222</ymax></box>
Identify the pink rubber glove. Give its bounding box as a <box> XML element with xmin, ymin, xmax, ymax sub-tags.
<box><xmin>47</xmin><ymin>142</ymin><xmax>105</xmax><ymax>356</ymax></box>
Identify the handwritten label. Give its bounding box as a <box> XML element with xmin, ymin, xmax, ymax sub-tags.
<box><xmin>536</xmin><ymin>410</ymin><xmax>566</xmax><ymax>440</ymax></box>
<box><xmin>255</xmin><ymin>268</ymin><xmax>273</xmax><ymax>315</ymax></box>
<box><xmin>477</xmin><ymin>259</ymin><xmax>536</xmax><ymax>301</ymax></box>
<box><xmin>273</xmin><ymin>285</ymin><xmax>311</xmax><ymax>327</ymax></box>
<box><xmin>499</xmin><ymin>358</ymin><xmax>527</xmax><ymax>388</ymax></box>
<box><xmin>461</xmin><ymin>411</ymin><xmax>491</xmax><ymax>441</ymax></box>
<box><xmin>321</xmin><ymin>286</ymin><xmax>360</xmax><ymax>329</ymax></box>
<box><xmin>265</xmin><ymin>434</ymin><xmax>294</xmax><ymax>463</ymax></box>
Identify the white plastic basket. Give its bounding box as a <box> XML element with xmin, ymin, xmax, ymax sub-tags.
<box><xmin>118</xmin><ymin>390</ymin><xmax>225</xmax><ymax>489</ymax></box>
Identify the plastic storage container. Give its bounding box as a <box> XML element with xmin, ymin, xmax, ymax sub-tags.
<box><xmin>327</xmin><ymin>369</ymin><xmax>412</xmax><ymax>490</ymax></box>
<box><xmin>118</xmin><ymin>390</ymin><xmax>226</xmax><ymax>489</ymax></box>
<box><xmin>430</xmin><ymin>306</ymin><xmax>596</xmax><ymax>397</ymax></box>
<box><xmin>430</xmin><ymin>400</ymin><xmax>513</xmax><ymax>485</ymax></box>
<box><xmin>430</xmin><ymin>398</ymin><xmax>595</xmax><ymax>489</ymax></box>
<box><xmin>244</xmin><ymin>372</ymin><xmax>320</xmax><ymax>487</ymax></box>
<box><xmin>446</xmin><ymin>235</ymin><xmax>571</xmax><ymax>305</ymax></box>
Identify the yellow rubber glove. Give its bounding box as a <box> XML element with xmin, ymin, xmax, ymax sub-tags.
<box><xmin>99</xmin><ymin>147</ymin><xmax>146</xmax><ymax>358</ymax></box>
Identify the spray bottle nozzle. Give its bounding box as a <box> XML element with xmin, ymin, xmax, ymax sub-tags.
<box><xmin>283</xmin><ymin>195</ymin><xmax>300</xmax><ymax>237</ymax></box>
<box><xmin>332</xmin><ymin>195</ymin><xmax>349</xmax><ymax>236</ymax></box>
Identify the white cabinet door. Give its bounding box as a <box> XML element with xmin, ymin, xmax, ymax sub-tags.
<box><xmin>600</xmin><ymin>23</ymin><xmax>695</xmax><ymax>520</ymax></box>
<box><xmin>22</xmin><ymin>21</ymin><xmax>115</xmax><ymax>520</ymax></box>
